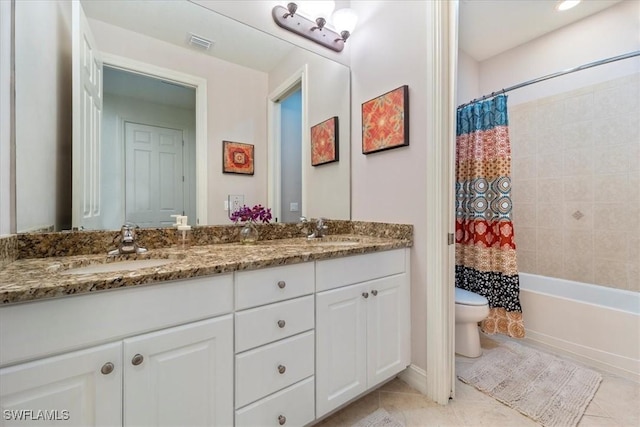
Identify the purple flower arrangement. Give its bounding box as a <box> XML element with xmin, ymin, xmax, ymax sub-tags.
<box><xmin>230</xmin><ymin>204</ymin><xmax>272</xmax><ymax>224</ymax></box>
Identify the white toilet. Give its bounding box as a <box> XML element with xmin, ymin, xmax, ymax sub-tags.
<box><xmin>455</xmin><ymin>287</ymin><xmax>490</xmax><ymax>358</ymax></box>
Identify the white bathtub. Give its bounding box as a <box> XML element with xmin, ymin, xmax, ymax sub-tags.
<box><xmin>519</xmin><ymin>273</ymin><xmax>640</xmax><ymax>382</ymax></box>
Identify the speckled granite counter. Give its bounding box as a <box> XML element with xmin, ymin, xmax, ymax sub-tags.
<box><xmin>0</xmin><ymin>221</ymin><xmax>412</xmax><ymax>305</ymax></box>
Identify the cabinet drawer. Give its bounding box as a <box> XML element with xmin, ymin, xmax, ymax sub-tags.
<box><xmin>0</xmin><ymin>274</ymin><xmax>233</xmax><ymax>367</ymax></box>
<box><xmin>236</xmin><ymin>331</ymin><xmax>314</xmax><ymax>408</ymax></box>
<box><xmin>236</xmin><ymin>295</ymin><xmax>314</xmax><ymax>353</ymax></box>
<box><xmin>235</xmin><ymin>376</ymin><xmax>315</xmax><ymax>427</ymax></box>
<box><xmin>235</xmin><ymin>263</ymin><xmax>314</xmax><ymax>310</ymax></box>
<box><xmin>316</xmin><ymin>248</ymin><xmax>406</xmax><ymax>292</ymax></box>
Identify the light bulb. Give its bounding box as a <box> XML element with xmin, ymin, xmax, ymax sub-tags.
<box><xmin>332</xmin><ymin>8</ymin><xmax>358</xmax><ymax>34</ymax></box>
<box><xmin>298</xmin><ymin>0</ymin><xmax>336</xmax><ymax>20</ymax></box>
<box><xmin>556</xmin><ymin>0</ymin><xmax>581</xmax><ymax>11</ymax></box>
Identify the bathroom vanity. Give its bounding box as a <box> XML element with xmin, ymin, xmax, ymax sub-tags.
<box><xmin>0</xmin><ymin>224</ymin><xmax>411</xmax><ymax>426</ymax></box>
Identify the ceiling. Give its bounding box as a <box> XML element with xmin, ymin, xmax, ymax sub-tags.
<box><xmin>458</xmin><ymin>0</ymin><xmax>623</xmax><ymax>61</ymax></box>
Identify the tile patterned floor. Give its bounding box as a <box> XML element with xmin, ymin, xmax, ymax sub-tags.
<box><xmin>316</xmin><ymin>335</ymin><xmax>640</xmax><ymax>426</ymax></box>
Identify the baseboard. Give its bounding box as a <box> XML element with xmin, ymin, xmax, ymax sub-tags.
<box><xmin>524</xmin><ymin>330</ymin><xmax>640</xmax><ymax>383</ymax></box>
<box><xmin>398</xmin><ymin>364</ymin><xmax>427</xmax><ymax>394</ymax></box>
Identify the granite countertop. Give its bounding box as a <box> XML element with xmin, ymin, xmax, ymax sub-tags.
<box><xmin>0</xmin><ymin>234</ymin><xmax>412</xmax><ymax>305</ymax></box>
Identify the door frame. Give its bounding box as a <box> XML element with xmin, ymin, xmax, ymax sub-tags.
<box><xmin>100</xmin><ymin>53</ymin><xmax>208</xmax><ymax>225</ymax></box>
<box><xmin>267</xmin><ymin>65</ymin><xmax>308</xmax><ymax>223</ymax></box>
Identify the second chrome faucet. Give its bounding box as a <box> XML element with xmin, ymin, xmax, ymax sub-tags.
<box><xmin>300</xmin><ymin>217</ymin><xmax>328</xmax><ymax>239</ymax></box>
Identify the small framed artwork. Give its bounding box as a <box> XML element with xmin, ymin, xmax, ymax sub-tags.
<box><xmin>362</xmin><ymin>85</ymin><xmax>409</xmax><ymax>155</ymax></box>
<box><xmin>222</xmin><ymin>141</ymin><xmax>254</xmax><ymax>175</ymax></box>
<box><xmin>310</xmin><ymin>116</ymin><xmax>339</xmax><ymax>166</ymax></box>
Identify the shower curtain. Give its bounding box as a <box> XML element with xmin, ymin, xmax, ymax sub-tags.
<box><xmin>455</xmin><ymin>94</ymin><xmax>524</xmax><ymax>338</ymax></box>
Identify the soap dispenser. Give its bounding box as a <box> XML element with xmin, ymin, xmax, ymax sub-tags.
<box><xmin>174</xmin><ymin>215</ymin><xmax>192</xmax><ymax>250</ymax></box>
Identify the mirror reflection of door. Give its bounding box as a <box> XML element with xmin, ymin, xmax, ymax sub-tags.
<box><xmin>279</xmin><ymin>87</ymin><xmax>302</xmax><ymax>224</ymax></box>
<box><xmin>124</xmin><ymin>123</ymin><xmax>184</xmax><ymax>228</ymax></box>
<box><xmin>102</xmin><ymin>66</ymin><xmax>196</xmax><ymax>229</ymax></box>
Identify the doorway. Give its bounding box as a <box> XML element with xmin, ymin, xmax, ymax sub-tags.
<box><xmin>101</xmin><ymin>65</ymin><xmax>197</xmax><ymax>229</ymax></box>
<box><xmin>279</xmin><ymin>88</ymin><xmax>302</xmax><ymax>224</ymax></box>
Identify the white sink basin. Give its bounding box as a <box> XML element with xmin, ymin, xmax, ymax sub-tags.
<box><xmin>61</xmin><ymin>259</ymin><xmax>175</xmax><ymax>275</ymax></box>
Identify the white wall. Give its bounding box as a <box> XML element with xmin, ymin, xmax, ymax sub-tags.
<box><xmin>269</xmin><ymin>47</ymin><xmax>351</xmax><ymax>220</ymax></box>
<box><xmin>101</xmin><ymin>93</ymin><xmax>196</xmax><ymax>230</ymax></box>
<box><xmin>349</xmin><ymin>1</ymin><xmax>429</xmax><ymax>372</ymax></box>
<box><xmin>88</xmin><ymin>18</ymin><xmax>269</xmax><ymax>226</ymax></box>
<box><xmin>475</xmin><ymin>0</ymin><xmax>640</xmax><ymax>107</ymax></box>
<box><xmin>0</xmin><ymin>0</ymin><xmax>13</xmax><ymax>236</ymax></box>
<box><xmin>15</xmin><ymin>0</ymin><xmax>72</xmax><ymax>232</ymax></box>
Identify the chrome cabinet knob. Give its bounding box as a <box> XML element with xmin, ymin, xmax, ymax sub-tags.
<box><xmin>277</xmin><ymin>320</ymin><xmax>286</xmax><ymax>328</ymax></box>
<box><xmin>101</xmin><ymin>362</ymin><xmax>114</xmax><ymax>375</ymax></box>
<box><xmin>371</xmin><ymin>290</ymin><xmax>378</xmax><ymax>296</ymax></box>
<box><xmin>277</xmin><ymin>281</ymin><xmax>286</xmax><ymax>289</ymax></box>
<box><xmin>277</xmin><ymin>364</ymin><xmax>286</xmax><ymax>374</ymax></box>
<box><xmin>278</xmin><ymin>415</ymin><xmax>287</xmax><ymax>425</ymax></box>
<box><xmin>131</xmin><ymin>354</ymin><xmax>144</xmax><ymax>366</ymax></box>
<box><xmin>362</xmin><ymin>292</ymin><xmax>369</xmax><ymax>299</ymax></box>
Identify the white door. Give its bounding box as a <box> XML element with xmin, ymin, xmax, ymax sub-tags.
<box><xmin>125</xmin><ymin>122</ymin><xmax>184</xmax><ymax>227</ymax></box>
<box><xmin>123</xmin><ymin>316</ymin><xmax>233</xmax><ymax>427</ymax></box>
<box><xmin>315</xmin><ymin>283</ymin><xmax>368</xmax><ymax>418</ymax></box>
<box><xmin>0</xmin><ymin>343</ymin><xmax>122</xmax><ymax>427</ymax></box>
<box><xmin>72</xmin><ymin>0</ymin><xmax>102</xmax><ymax>230</ymax></box>
<box><xmin>366</xmin><ymin>274</ymin><xmax>411</xmax><ymax>387</ymax></box>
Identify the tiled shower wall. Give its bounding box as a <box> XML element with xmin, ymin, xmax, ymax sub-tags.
<box><xmin>509</xmin><ymin>73</ymin><xmax>639</xmax><ymax>292</ymax></box>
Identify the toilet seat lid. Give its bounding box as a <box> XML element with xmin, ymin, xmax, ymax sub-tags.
<box><xmin>455</xmin><ymin>288</ymin><xmax>488</xmax><ymax>306</ymax></box>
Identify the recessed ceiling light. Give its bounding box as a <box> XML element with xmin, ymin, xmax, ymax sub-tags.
<box><xmin>556</xmin><ymin>0</ymin><xmax>581</xmax><ymax>11</ymax></box>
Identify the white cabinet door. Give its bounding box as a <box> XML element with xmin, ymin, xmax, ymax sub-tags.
<box><xmin>316</xmin><ymin>283</ymin><xmax>368</xmax><ymax>418</ymax></box>
<box><xmin>366</xmin><ymin>273</ymin><xmax>410</xmax><ymax>387</ymax></box>
<box><xmin>0</xmin><ymin>342</ymin><xmax>122</xmax><ymax>427</ymax></box>
<box><xmin>123</xmin><ymin>315</ymin><xmax>233</xmax><ymax>427</ymax></box>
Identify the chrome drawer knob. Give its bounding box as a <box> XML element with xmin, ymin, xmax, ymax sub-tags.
<box><xmin>100</xmin><ymin>362</ymin><xmax>114</xmax><ymax>375</ymax></box>
<box><xmin>371</xmin><ymin>290</ymin><xmax>378</xmax><ymax>296</ymax></box>
<box><xmin>278</xmin><ymin>415</ymin><xmax>287</xmax><ymax>425</ymax></box>
<box><xmin>277</xmin><ymin>364</ymin><xmax>286</xmax><ymax>374</ymax></box>
<box><xmin>277</xmin><ymin>281</ymin><xmax>286</xmax><ymax>289</ymax></box>
<box><xmin>131</xmin><ymin>354</ymin><xmax>144</xmax><ymax>366</ymax></box>
<box><xmin>362</xmin><ymin>292</ymin><xmax>369</xmax><ymax>299</ymax></box>
<box><xmin>277</xmin><ymin>320</ymin><xmax>286</xmax><ymax>328</ymax></box>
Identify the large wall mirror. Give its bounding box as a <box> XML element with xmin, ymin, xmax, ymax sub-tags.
<box><xmin>14</xmin><ymin>0</ymin><xmax>350</xmax><ymax>232</ymax></box>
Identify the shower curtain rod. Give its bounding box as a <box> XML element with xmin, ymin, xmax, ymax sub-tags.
<box><xmin>458</xmin><ymin>50</ymin><xmax>640</xmax><ymax>109</ymax></box>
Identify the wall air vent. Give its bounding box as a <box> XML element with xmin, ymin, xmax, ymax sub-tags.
<box><xmin>188</xmin><ymin>34</ymin><xmax>213</xmax><ymax>50</ymax></box>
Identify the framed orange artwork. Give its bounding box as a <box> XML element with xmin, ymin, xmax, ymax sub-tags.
<box><xmin>222</xmin><ymin>141</ymin><xmax>254</xmax><ymax>175</ymax></box>
<box><xmin>310</xmin><ymin>116</ymin><xmax>339</xmax><ymax>166</ymax></box>
<box><xmin>362</xmin><ymin>85</ymin><xmax>409</xmax><ymax>154</ymax></box>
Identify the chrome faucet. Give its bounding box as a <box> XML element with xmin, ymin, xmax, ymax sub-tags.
<box><xmin>108</xmin><ymin>223</ymin><xmax>148</xmax><ymax>255</ymax></box>
<box><xmin>299</xmin><ymin>217</ymin><xmax>328</xmax><ymax>239</ymax></box>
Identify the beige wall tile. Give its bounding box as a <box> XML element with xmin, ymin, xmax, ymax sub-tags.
<box><xmin>563</xmin><ymin>148</ymin><xmax>595</xmax><ymax>176</ymax></box>
<box><xmin>564</xmin><ymin>92</ymin><xmax>594</xmax><ymax>123</ymax></box>
<box><xmin>629</xmin><ymin>173</ymin><xmax>639</xmax><ymax>202</ymax></box>
<box><xmin>511</xmin><ymin>179</ymin><xmax>537</xmax><ymax>204</ymax></box>
<box><xmin>512</xmin><ymin>156</ymin><xmax>537</xmax><ymax>180</ymax></box>
<box><xmin>594</xmin><ymin>259</ymin><xmax>629</xmax><ymax>289</ymax></box>
<box><xmin>517</xmin><ymin>250</ymin><xmax>536</xmax><ymax>273</ymax></box>
<box><xmin>630</xmin><ymin>143</ymin><xmax>639</xmax><ymax>173</ymax></box>
<box><xmin>593</xmin><ymin>174</ymin><xmax>629</xmax><ymax>203</ymax></box>
<box><xmin>561</xmin><ymin>120</ymin><xmax>594</xmax><ymax>150</ymax></box>
<box><xmin>593</xmin><ymin>203</ymin><xmax>628</xmax><ymax>231</ymax></box>
<box><xmin>595</xmin><ymin>144</ymin><xmax>630</xmax><ymax>175</ymax></box>
<box><xmin>536</xmin><ymin>203</ymin><xmax>563</xmax><ymax>229</ymax></box>
<box><xmin>514</xmin><ymin>226</ymin><xmax>536</xmax><ymax>252</ymax></box>
<box><xmin>537</xmin><ymin>178</ymin><xmax>563</xmax><ymax>204</ymax></box>
<box><xmin>563</xmin><ymin>202</ymin><xmax>594</xmax><ymax>230</ymax></box>
<box><xmin>564</xmin><ymin>175</ymin><xmax>594</xmax><ymax>202</ymax></box>
<box><xmin>594</xmin><ymin>230</ymin><xmax>628</xmax><ymax>261</ymax></box>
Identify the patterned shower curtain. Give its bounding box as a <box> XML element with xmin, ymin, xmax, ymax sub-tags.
<box><xmin>455</xmin><ymin>94</ymin><xmax>524</xmax><ymax>339</ymax></box>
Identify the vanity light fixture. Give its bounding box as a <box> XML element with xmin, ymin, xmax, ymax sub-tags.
<box><xmin>272</xmin><ymin>2</ymin><xmax>358</xmax><ymax>52</ymax></box>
